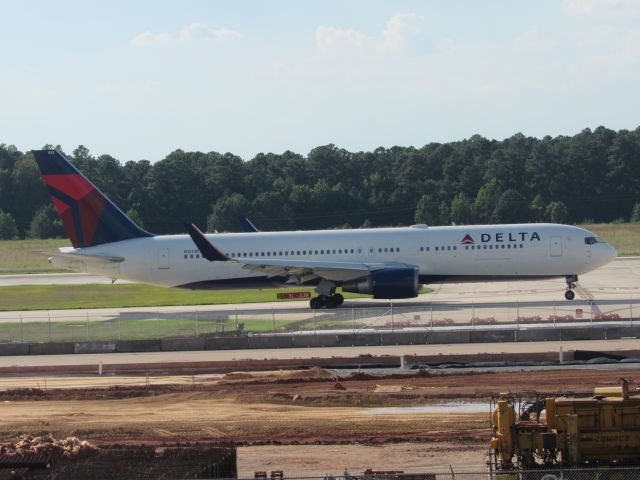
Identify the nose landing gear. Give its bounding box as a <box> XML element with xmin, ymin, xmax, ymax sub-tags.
<box><xmin>565</xmin><ymin>275</ymin><xmax>577</xmax><ymax>300</ymax></box>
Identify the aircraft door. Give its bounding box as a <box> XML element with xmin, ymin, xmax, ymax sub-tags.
<box><xmin>157</xmin><ymin>249</ymin><xmax>170</xmax><ymax>269</ymax></box>
<box><xmin>550</xmin><ymin>236</ymin><xmax>562</xmax><ymax>257</ymax></box>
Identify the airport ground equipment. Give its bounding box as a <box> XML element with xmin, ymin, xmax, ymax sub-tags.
<box><xmin>490</xmin><ymin>381</ymin><xmax>640</xmax><ymax>469</ymax></box>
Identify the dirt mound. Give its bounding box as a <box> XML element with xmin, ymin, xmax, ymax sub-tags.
<box><xmin>222</xmin><ymin>366</ymin><xmax>335</xmax><ymax>384</ymax></box>
<box><xmin>0</xmin><ymin>435</ymin><xmax>99</xmax><ymax>459</ymax></box>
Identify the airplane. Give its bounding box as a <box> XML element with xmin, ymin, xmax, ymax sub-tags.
<box><xmin>32</xmin><ymin>149</ymin><xmax>617</xmax><ymax>309</ymax></box>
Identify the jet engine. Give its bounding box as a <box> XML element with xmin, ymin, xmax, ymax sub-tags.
<box><xmin>342</xmin><ymin>267</ymin><xmax>419</xmax><ymax>299</ymax></box>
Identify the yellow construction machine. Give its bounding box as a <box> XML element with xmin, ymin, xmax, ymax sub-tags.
<box><xmin>490</xmin><ymin>380</ymin><xmax>640</xmax><ymax>469</ymax></box>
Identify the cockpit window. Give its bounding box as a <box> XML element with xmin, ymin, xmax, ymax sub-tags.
<box><xmin>585</xmin><ymin>236</ymin><xmax>603</xmax><ymax>245</ymax></box>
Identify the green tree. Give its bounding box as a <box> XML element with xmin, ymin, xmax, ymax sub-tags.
<box><xmin>126</xmin><ymin>208</ymin><xmax>145</xmax><ymax>229</ymax></box>
<box><xmin>631</xmin><ymin>203</ymin><xmax>640</xmax><ymax>223</ymax></box>
<box><xmin>530</xmin><ymin>194</ymin><xmax>546</xmax><ymax>222</ymax></box>
<box><xmin>491</xmin><ymin>189</ymin><xmax>529</xmax><ymax>224</ymax></box>
<box><xmin>414</xmin><ymin>194</ymin><xmax>441</xmax><ymax>226</ymax></box>
<box><xmin>545</xmin><ymin>201</ymin><xmax>569</xmax><ymax>223</ymax></box>
<box><xmin>207</xmin><ymin>194</ymin><xmax>252</xmax><ymax>232</ymax></box>
<box><xmin>0</xmin><ymin>210</ymin><xmax>18</xmax><ymax>239</ymax></box>
<box><xmin>450</xmin><ymin>193</ymin><xmax>473</xmax><ymax>225</ymax></box>
<box><xmin>27</xmin><ymin>205</ymin><xmax>64</xmax><ymax>239</ymax></box>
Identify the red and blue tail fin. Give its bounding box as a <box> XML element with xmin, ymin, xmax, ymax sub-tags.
<box><xmin>33</xmin><ymin>149</ymin><xmax>153</xmax><ymax>248</ymax></box>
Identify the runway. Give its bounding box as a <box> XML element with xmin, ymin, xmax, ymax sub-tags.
<box><xmin>1</xmin><ymin>258</ymin><xmax>639</xmax><ymax>324</ymax></box>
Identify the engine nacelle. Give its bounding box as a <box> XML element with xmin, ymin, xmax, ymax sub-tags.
<box><xmin>342</xmin><ymin>267</ymin><xmax>419</xmax><ymax>299</ymax></box>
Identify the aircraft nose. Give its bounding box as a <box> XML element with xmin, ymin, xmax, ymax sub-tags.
<box><xmin>607</xmin><ymin>243</ymin><xmax>618</xmax><ymax>262</ymax></box>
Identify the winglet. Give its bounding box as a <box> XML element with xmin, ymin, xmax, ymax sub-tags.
<box><xmin>238</xmin><ymin>216</ymin><xmax>259</xmax><ymax>232</ymax></box>
<box><xmin>183</xmin><ymin>223</ymin><xmax>233</xmax><ymax>262</ymax></box>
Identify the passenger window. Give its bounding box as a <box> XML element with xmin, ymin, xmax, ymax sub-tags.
<box><xmin>426</xmin><ymin>247</ymin><xmax>430</xmax><ymax>251</ymax></box>
<box><xmin>435</xmin><ymin>247</ymin><xmax>439</xmax><ymax>251</ymax></box>
<box><xmin>378</xmin><ymin>248</ymin><xmax>382</xmax><ymax>253</ymax></box>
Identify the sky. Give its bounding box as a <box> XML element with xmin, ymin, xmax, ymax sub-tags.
<box><xmin>1</xmin><ymin>0</ymin><xmax>639</xmax><ymax>162</ymax></box>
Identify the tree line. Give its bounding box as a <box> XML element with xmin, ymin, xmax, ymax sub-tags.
<box><xmin>1</xmin><ymin>125</ymin><xmax>640</xmax><ymax>240</ymax></box>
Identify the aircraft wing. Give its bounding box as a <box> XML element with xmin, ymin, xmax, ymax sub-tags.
<box><xmin>238</xmin><ymin>258</ymin><xmax>374</xmax><ymax>283</ymax></box>
<box><xmin>183</xmin><ymin>223</ymin><xmax>411</xmax><ymax>284</ymax></box>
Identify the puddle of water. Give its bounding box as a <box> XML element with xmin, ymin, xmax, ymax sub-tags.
<box><xmin>365</xmin><ymin>403</ymin><xmax>490</xmax><ymax>415</ymax></box>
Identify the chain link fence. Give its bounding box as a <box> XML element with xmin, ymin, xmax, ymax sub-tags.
<box><xmin>229</xmin><ymin>470</ymin><xmax>640</xmax><ymax>480</ymax></box>
<box><xmin>230</xmin><ymin>470</ymin><xmax>640</xmax><ymax>480</ymax></box>
<box><xmin>0</xmin><ymin>300</ymin><xmax>638</xmax><ymax>344</ymax></box>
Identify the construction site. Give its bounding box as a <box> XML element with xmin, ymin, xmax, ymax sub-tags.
<box><xmin>2</xmin><ymin>343</ymin><xmax>640</xmax><ymax>479</ymax></box>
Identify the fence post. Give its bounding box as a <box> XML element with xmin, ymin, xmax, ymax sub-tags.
<box><xmin>313</xmin><ymin>308</ymin><xmax>316</xmax><ymax>334</ymax></box>
<box><xmin>156</xmin><ymin>311</ymin><xmax>160</xmax><ymax>339</ymax></box>
<box><xmin>235</xmin><ymin>310</ymin><xmax>239</xmax><ymax>335</ymax></box>
<box><xmin>118</xmin><ymin>312</ymin><xmax>121</xmax><ymax>341</ymax></box>
<box><xmin>48</xmin><ymin>312</ymin><xmax>52</xmax><ymax>343</ymax></box>
<box><xmin>352</xmin><ymin>308</ymin><xmax>356</xmax><ymax>333</ymax></box>
<box><xmin>390</xmin><ymin>303</ymin><xmax>394</xmax><ymax>331</ymax></box>
<box><xmin>19</xmin><ymin>313</ymin><xmax>23</xmax><ymax>343</ymax></box>
<box><xmin>516</xmin><ymin>301</ymin><xmax>520</xmax><ymax>326</ymax></box>
<box><xmin>272</xmin><ymin>308</ymin><xmax>276</xmax><ymax>333</ymax></box>
<box><xmin>195</xmin><ymin>308</ymin><xmax>199</xmax><ymax>337</ymax></box>
<box><xmin>86</xmin><ymin>312</ymin><xmax>90</xmax><ymax>341</ymax></box>
<box><xmin>430</xmin><ymin>304</ymin><xmax>433</xmax><ymax>330</ymax></box>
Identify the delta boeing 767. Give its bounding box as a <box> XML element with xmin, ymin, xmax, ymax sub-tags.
<box><xmin>33</xmin><ymin>150</ymin><xmax>617</xmax><ymax>309</ymax></box>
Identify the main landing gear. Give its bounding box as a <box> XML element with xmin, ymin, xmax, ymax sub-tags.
<box><xmin>309</xmin><ymin>279</ymin><xmax>344</xmax><ymax>309</ymax></box>
<box><xmin>309</xmin><ymin>293</ymin><xmax>344</xmax><ymax>309</ymax></box>
<box><xmin>564</xmin><ymin>274</ymin><xmax>577</xmax><ymax>300</ymax></box>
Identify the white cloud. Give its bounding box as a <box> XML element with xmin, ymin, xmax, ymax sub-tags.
<box><xmin>563</xmin><ymin>0</ymin><xmax>640</xmax><ymax>17</ymax></box>
<box><xmin>130</xmin><ymin>23</ymin><xmax>243</xmax><ymax>48</ymax></box>
<box><xmin>130</xmin><ymin>31</ymin><xmax>174</xmax><ymax>47</ymax></box>
<box><xmin>315</xmin><ymin>26</ymin><xmax>372</xmax><ymax>55</ymax></box>
<box><xmin>379</xmin><ymin>13</ymin><xmax>424</xmax><ymax>53</ymax></box>
<box><xmin>179</xmin><ymin>23</ymin><xmax>244</xmax><ymax>42</ymax></box>
<box><xmin>315</xmin><ymin>13</ymin><xmax>424</xmax><ymax>57</ymax></box>
<box><xmin>513</xmin><ymin>28</ymin><xmax>555</xmax><ymax>49</ymax></box>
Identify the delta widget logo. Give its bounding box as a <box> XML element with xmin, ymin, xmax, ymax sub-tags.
<box><xmin>460</xmin><ymin>234</ymin><xmax>474</xmax><ymax>245</ymax></box>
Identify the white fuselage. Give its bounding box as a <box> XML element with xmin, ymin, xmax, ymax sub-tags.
<box><xmin>51</xmin><ymin>223</ymin><xmax>617</xmax><ymax>290</ymax></box>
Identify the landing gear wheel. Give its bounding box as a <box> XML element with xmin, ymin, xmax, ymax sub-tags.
<box><xmin>325</xmin><ymin>295</ymin><xmax>339</xmax><ymax>309</ymax></box>
<box><xmin>309</xmin><ymin>293</ymin><xmax>343</xmax><ymax>309</ymax></box>
<box><xmin>565</xmin><ymin>290</ymin><xmax>575</xmax><ymax>301</ymax></box>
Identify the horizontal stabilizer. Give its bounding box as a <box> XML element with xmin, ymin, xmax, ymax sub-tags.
<box><xmin>34</xmin><ymin>250</ymin><xmax>125</xmax><ymax>263</ymax></box>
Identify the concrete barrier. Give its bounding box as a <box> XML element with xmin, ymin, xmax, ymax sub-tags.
<box><xmin>470</xmin><ymin>330</ymin><xmax>516</xmax><ymax>343</ymax></box>
<box><xmin>30</xmin><ymin>342</ymin><xmax>74</xmax><ymax>355</ymax></box>
<box><xmin>604</xmin><ymin>326</ymin><xmax>640</xmax><ymax>339</ymax></box>
<box><xmin>0</xmin><ymin>343</ymin><xmax>30</xmax><ymax>356</ymax></box>
<box><xmin>204</xmin><ymin>337</ymin><xmax>249</xmax><ymax>350</ymax></box>
<box><xmin>74</xmin><ymin>342</ymin><xmax>117</xmax><ymax>354</ymax></box>
<box><xmin>161</xmin><ymin>337</ymin><xmax>206</xmax><ymax>351</ymax></box>
<box><xmin>559</xmin><ymin>328</ymin><xmax>604</xmax><ymax>341</ymax></box>
<box><xmin>292</xmin><ymin>334</ymin><xmax>334</xmax><ymax>348</ymax></box>
<box><xmin>381</xmin><ymin>332</ymin><xmax>428</xmax><ymax>345</ymax></box>
<box><xmin>427</xmin><ymin>330</ymin><xmax>471</xmax><ymax>344</ymax></box>
<box><xmin>336</xmin><ymin>333</ymin><xmax>380</xmax><ymax>347</ymax></box>
<box><xmin>248</xmin><ymin>335</ymin><xmax>295</xmax><ymax>349</ymax></box>
<box><xmin>116</xmin><ymin>340</ymin><xmax>162</xmax><ymax>353</ymax></box>
<box><xmin>515</xmin><ymin>329</ymin><xmax>562</xmax><ymax>342</ymax></box>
